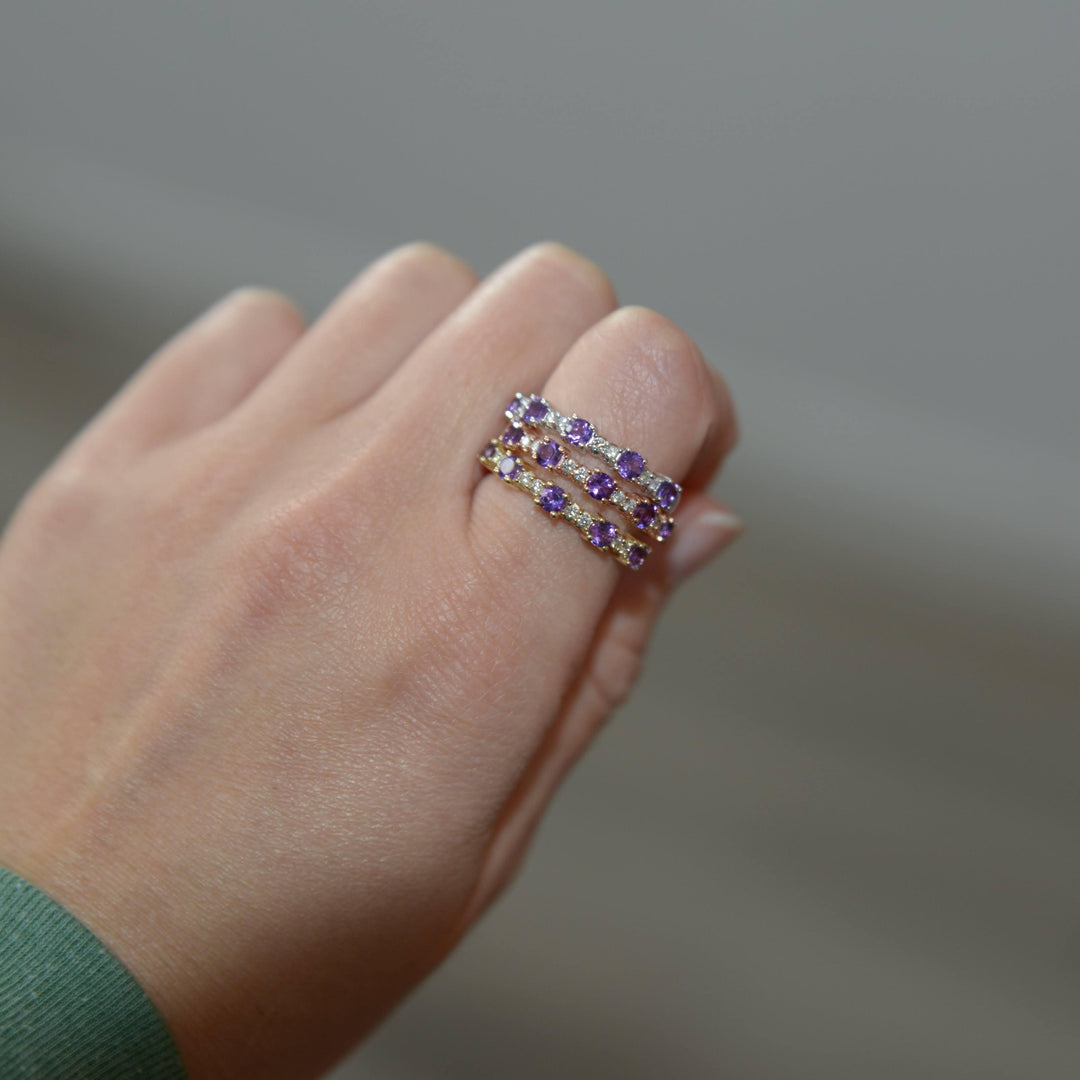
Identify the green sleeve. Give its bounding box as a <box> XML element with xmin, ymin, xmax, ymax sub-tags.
<box><xmin>0</xmin><ymin>863</ymin><xmax>187</xmax><ymax>1079</ymax></box>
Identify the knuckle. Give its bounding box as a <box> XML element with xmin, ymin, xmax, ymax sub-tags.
<box><xmin>603</xmin><ymin>305</ymin><xmax>712</xmax><ymax>418</ymax></box>
<box><xmin>13</xmin><ymin>456</ymin><xmax>110</xmax><ymax>539</ymax></box>
<box><xmin>379</xmin><ymin>241</ymin><xmax>477</xmax><ymax>289</ymax></box>
<box><xmin>225</xmin><ymin>491</ymin><xmax>361</xmax><ymax>618</ymax></box>
<box><xmin>223</xmin><ymin>287</ymin><xmax>306</xmax><ymax>336</ymax></box>
<box><xmin>519</xmin><ymin>241</ymin><xmax>617</xmax><ymax>308</ymax></box>
<box><xmin>587</xmin><ymin>624</ymin><xmax>649</xmax><ymax>714</ymax></box>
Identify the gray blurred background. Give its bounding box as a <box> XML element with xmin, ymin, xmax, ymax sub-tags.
<box><xmin>1</xmin><ymin>3</ymin><xmax>1078</xmax><ymax>1077</ymax></box>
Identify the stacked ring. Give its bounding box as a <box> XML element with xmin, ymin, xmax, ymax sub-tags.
<box><xmin>479</xmin><ymin>393</ymin><xmax>683</xmax><ymax>570</ymax></box>
<box><xmin>505</xmin><ymin>393</ymin><xmax>682</xmax><ymax>512</ymax></box>
<box><xmin>479</xmin><ymin>441</ymin><xmax>651</xmax><ymax>569</ymax></box>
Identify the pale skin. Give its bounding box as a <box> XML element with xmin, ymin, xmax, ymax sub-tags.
<box><xmin>0</xmin><ymin>242</ymin><xmax>741</xmax><ymax>1079</ymax></box>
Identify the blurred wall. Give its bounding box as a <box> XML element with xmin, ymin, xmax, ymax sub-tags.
<box><xmin>1</xmin><ymin>3</ymin><xmax>1078</xmax><ymax>1077</ymax></box>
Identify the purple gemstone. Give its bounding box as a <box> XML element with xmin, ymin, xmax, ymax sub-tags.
<box><xmin>656</xmin><ymin>480</ymin><xmax>681</xmax><ymax>510</ymax></box>
<box><xmin>502</xmin><ymin>424</ymin><xmax>525</xmax><ymax>447</ymax></box>
<box><xmin>539</xmin><ymin>485</ymin><xmax>568</xmax><ymax>513</ymax></box>
<box><xmin>534</xmin><ymin>439</ymin><xmax>563</xmax><ymax>468</ymax></box>
<box><xmin>632</xmin><ymin>501</ymin><xmax>657</xmax><ymax>530</ymax></box>
<box><xmin>498</xmin><ymin>455</ymin><xmax>521</xmax><ymax>479</ymax></box>
<box><xmin>627</xmin><ymin>545</ymin><xmax>648</xmax><ymax>569</ymax></box>
<box><xmin>616</xmin><ymin>450</ymin><xmax>645</xmax><ymax>480</ymax></box>
<box><xmin>565</xmin><ymin>417</ymin><xmax>593</xmax><ymax>446</ymax></box>
<box><xmin>586</xmin><ymin>471</ymin><xmax>616</xmax><ymax>501</ymax></box>
<box><xmin>481</xmin><ymin>443</ymin><xmax>496</xmax><ymax>460</ymax></box>
<box><xmin>588</xmin><ymin>520</ymin><xmax>617</xmax><ymax>548</ymax></box>
<box><xmin>506</xmin><ymin>397</ymin><xmax>522</xmax><ymax>416</ymax></box>
<box><xmin>523</xmin><ymin>396</ymin><xmax>549</xmax><ymax>423</ymax></box>
<box><xmin>657</xmin><ymin>520</ymin><xmax>675</xmax><ymax>541</ymax></box>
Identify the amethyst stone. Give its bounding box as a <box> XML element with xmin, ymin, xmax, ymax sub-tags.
<box><xmin>498</xmin><ymin>455</ymin><xmax>521</xmax><ymax>479</ymax></box>
<box><xmin>502</xmin><ymin>424</ymin><xmax>525</xmax><ymax>447</ymax></box>
<box><xmin>656</xmin><ymin>480</ymin><xmax>681</xmax><ymax>510</ymax></box>
<box><xmin>523</xmin><ymin>396</ymin><xmax>549</xmax><ymax>423</ymax></box>
<box><xmin>616</xmin><ymin>450</ymin><xmax>645</xmax><ymax>480</ymax></box>
<box><xmin>539</xmin><ymin>485</ymin><xmax>568</xmax><ymax>513</ymax></box>
<box><xmin>627</xmin><ymin>545</ymin><xmax>648</xmax><ymax>569</ymax></box>
<box><xmin>534</xmin><ymin>439</ymin><xmax>563</xmax><ymax>468</ymax></box>
<box><xmin>565</xmin><ymin>417</ymin><xmax>593</xmax><ymax>446</ymax></box>
<box><xmin>586</xmin><ymin>471</ymin><xmax>616</xmax><ymax>501</ymax></box>
<box><xmin>480</xmin><ymin>443</ymin><xmax>496</xmax><ymax>460</ymax></box>
<box><xmin>506</xmin><ymin>397</ymin><xmax>522</xmax><ymax>416</ymax></box>
<box><xmin>657</xmin><ymin>520</ymin><xmax>674</xmax><ymax>541</ymax></box>
<box><xmin>588</xmin><ymin>520</ymin><xmax>617</xmax><ymax>548</ymax></box>
<box><xmin>632</xmin><ymin>501</ymin><xmax>657</xmax><ymax>530</ymax></box>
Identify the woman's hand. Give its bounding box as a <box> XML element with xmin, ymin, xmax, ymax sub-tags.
<box><xmin>0</xmin><ymin>242</ymin><xmax>740</xmax><ymax>1079</ymax></box>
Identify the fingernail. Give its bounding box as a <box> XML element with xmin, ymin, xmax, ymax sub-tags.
<box><xmin>668</xmin><ymin>508</ymin><xmax>745</xmax><ymax>583</ymax></box>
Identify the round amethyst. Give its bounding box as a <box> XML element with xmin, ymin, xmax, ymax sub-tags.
<box><xmin>586</xmin><ymin>471</ymin><xmax>616</xmax><ymax>501</ymax></box>
<box><xmin>539</xmin><ymin>485</ymin><xmax>568</xmax><ymax>513</ymax></box>
<box><xmin>564</xmin><ymin>417</ymin><xmax>593</xmax><ymax>446</ymax></box>
<box><xmin>656</xmin><ymin>480</ymin><xmax>681</xmax><ymax>510</ymax></box>
<box><xmin>632</xmin><ymin>501</ymin><xmax>657</xmax><ymax>530</ymax></box>
<box><xmin>627</xmin><ymin>545</ymin><xmax>648</xmax><ymax>569</ymax></box>
<box><xmin>616</xmin><ymin>450</ymin><xmax>645</xmax><ymax>480</ymax></box>
<box><xmin>480</xmin><ymin>443</ymin><xmax>496</xmax><ymax>460</ymax></box>
<box><xmin>506</xmin><ymin>397</ymin><xmax>522</xmax><ymax>416</ymax></box>
<box><xmin>498</xmin><ymin>455</ymin><xmax>521</xmax><ymax>480</ymax></box>
<box><xmin>657</xmin><ymin>519</ymin><xmax>675</xmax><ymax>541</ymax></box>
<box><xmin>502</xmin><ymin>424</ymin><xmax>525</xmax><ymax>447</ymax></box>
<box><xmin>588</xmin><ymin>520</ymin><xmax>617</xmax><ymax>548</ymax></box>
<box><xmin>534</xmin><ymin>439</ymin><xmax>563</xmax><ymax>468</ymax></box>
<box><xmin>523</xmin><ymin>396</ymin><xmax>549</xmax><ymax>423</ymax></box>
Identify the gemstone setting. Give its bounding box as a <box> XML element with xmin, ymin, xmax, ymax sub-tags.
<box><xmin>616</xmin><ymin>450</ymin><xmax>645</xmax><ymax>480</ymax></box>
<box><xmin>564</xmin><ymin>417</ymin><xmax>593</xmax><ymax>445</ymax></box>
<box><xmin>539</xmin><ymin>485</ymin><xmax>568</xmax><ymax>513</ymax></box>
<box><xmin>534</xmin><ymin>439</ymin><xmax>563</xmax><ymax>468</ymax></box>
<box><xmin>632</xmin><ymin>501</ymin><xmax>657</xmax><ymax>530</ymax></box>
<box><xmin>586</xmin><ymin>471</ymin><xmax>616</xmax><ymax>501</ymax></box>
<box><xmin>498</xmin><ymin>455</ymin><xmax>521</xmax><ymax>479</ymax></box>
<box><xmin>588</xmin><ymin>520</ymin><xmax>617</xmax><ymax>548</ymax></box>
<box><xmin>656</xmin><ymin>481</ymin><xmax>681</xmax><ymax>510</ymax></box>
<box><xmin>523</xmin><ymin>396</ymin><xmax>549</xmax><ymax>423</ymax></box>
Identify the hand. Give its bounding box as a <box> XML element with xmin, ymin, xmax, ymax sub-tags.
<box><xmin>0</xmin><ymin>242</ymin><xmax>740</xmax><ymax>1079</ymax></box>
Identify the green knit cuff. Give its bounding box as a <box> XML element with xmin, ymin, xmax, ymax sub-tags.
<box><xmin>0</xmin><ymin>864</ymin><xmax>187</xmax><ymax>1079</ymax></box>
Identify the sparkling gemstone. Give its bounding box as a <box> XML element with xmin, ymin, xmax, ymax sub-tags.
<box><xmin>632</xmin><ymin>501</ymin><xmax>657</xmax><ymax>530</ymax></box>
<box><xmin>564</xmin><ymin>417</ymin><xmax>593</xmax><ymax>445</ymax></box>
<box><xmin>506</xmin><ymin>397</ymin><xmax>522</xmax><ymax>415</ymax></box>
<box><xmin>539</xmin><ymin>485</ymin><xmax>568</xmax><ymax>513</ymax></box>
<box><xmin>588</xmin><ymin>520</ymin><xmax>617</xmax><ymax>548</ymax></box>
<box><xmin>616</xmin><ymin>450</ymin><xmax>645</xmax><ymax>479</ymax></box>
<box><xmin>523</xmin><ymin>396</ymin><xmax>549</xmax><ymax>423</ymax></box>
<box><xmin>586</xmin><ymin>471</ymin><xmax>616</xmax><ymax>501</ymax></box>
<box><xmin>627</xmin><ymin>545</ymin><xmax>648</xmax><ymax>569</ymax></box>
<box><xmin>656</xmin><ymin>480</ymin><xmax>681</xmax><ymax>510</ymax></box>
<box><xmin>498</xmin><ymin>455</ymin><xmax>521</xmax><ymax>479</ymax></box>
<box><xmin>534</xmin><ymin>439</ymin><xmax>563</xmax><ymax>468</ymax></box>
<box><xmin>480</xmin><ymin>443</ymin><xmax>496</xmax><ymax>460</ymax></box>
<box><xmin>657</xmin><ymin>520</ymin><xmax>675</xmax><ymax>540</ymax></box>
<box><xmin>502</xmin><ymin>424</ymin><xmax>525</xmax><ymax>447</ymax></box>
